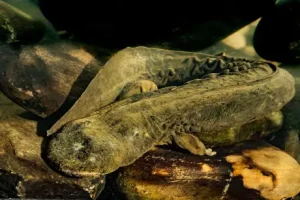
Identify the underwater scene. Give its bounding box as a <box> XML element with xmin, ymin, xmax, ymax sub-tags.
<box><xmin>0</xmin><ymin>0</ymin><xmax>300</xmax><ymax>199</ymax></box>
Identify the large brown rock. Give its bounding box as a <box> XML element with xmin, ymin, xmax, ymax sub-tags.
<box><xmin>0</xmin><ymin>42</ymin><xmax>106</xmax><ymax>118</ymax></box>
<box><xmin>39</xmin><ymin>0</ymin><xmax>276</xmax><ymax>50</ymax></box>
<box><xmin>109</xmin><ymin>141</ymin><xmax>300</xmax><ymax>200</ymax></box>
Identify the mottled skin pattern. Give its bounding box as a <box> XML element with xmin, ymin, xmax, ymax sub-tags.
<box><xmin>47</xmin><ymin>57</ymin><xmax>295</xmax><ymax>177</ymax></box>
<box><xmin>48</xmin><ymin>47</ymin><xmax>264</xmax><ymax>135</ymax></box>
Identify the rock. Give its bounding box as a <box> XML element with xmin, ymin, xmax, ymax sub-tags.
<box><xmin>266</xmin><ymin>64</ymin><xmax>300</xmax><ymax>163</ymax></box>
<box><xmin>267</xmin><ymin>99</ymin><xmax>300</xmax><ymax>163</ymax></box>
<box><xmin>39</xmin><ymin>0</ymin><xmax>275</xmax><ymax>50</ymax></box>
<box><xmin>226</xmin><ymin>142</ymin><xmax>300</xmax><ymax>200</ymax></box>
<box><xmin>0</xmin><ymin>42</ymin><xmax>107</xmax><ymax>118</ymax></box>
<box><xmin>3</xmin><ymin>0</ymin><xmax>60</xmax><ymax>43</ymax></box>
<box><xmin>0</xmin><ymin>0</ymin><xmax>45</xmax><ymax>44</ymax></box>
<box><xmin>106</xmin><ymin>141</ymin><xmax>300</xmax><ymax>200</ymax></box>
<box><xmin>0</xmin><ymin>94</ymin><xmax>105</xmax><ymax>199</ymax></box>
<box><xmin>253</xmin><ymin>0</ymin><xmax>300</xmax><ymax>63</ymax></box>
<box><xmin>201</xmin><ymin>19</ymin><xmax>263</xmax><ymax>60</ymax></box>
<box><xmin>284</xmin><ymin>129</ymin><xmax>300</xmax><ymax>161</ymax></box>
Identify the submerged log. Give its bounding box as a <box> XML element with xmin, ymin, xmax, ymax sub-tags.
<box><xmin>0</xmin><ymin>42</ymin><xmax>107</xmax><ymax>118</ymax></box>
<box><xmin>0</xmin><ymin>94</ymin><xmax>105</xmax><ymax>199</ymax></box>
<box><xmin>111</xmin><ymin>141</ymin><xmax>300</xmax><ymax>200</ymax></box>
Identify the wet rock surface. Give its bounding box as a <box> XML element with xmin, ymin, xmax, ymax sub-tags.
<box><xmin>0</xmin><ymin>42</ymin><xmax>105</xmax><ymax>118</ymax></box>
<box><xmin>101</xmin><ymin>141</ymin><xmax>300</xmax><ymax>200</ymax></box>
<box><xmin>252</xmin><ymin>0</ymin><xmax>300</xmax><ymax>64</ymax></box>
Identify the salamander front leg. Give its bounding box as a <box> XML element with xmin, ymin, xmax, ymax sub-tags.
<box><xmin>173</xmin><ymin>132</ymin><xmax>216</xmax><ymax>156</ymax></box>
<box><xmin>117</xmin><ymin>80</ymin><xmax>158</xmax><ymax>100</ymax></box>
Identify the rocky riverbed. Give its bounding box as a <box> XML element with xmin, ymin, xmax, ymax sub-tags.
<box><xmin>0</xmin><ymin>1</ymin><xmax>300</xmax><ymax>199</ymax></box>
